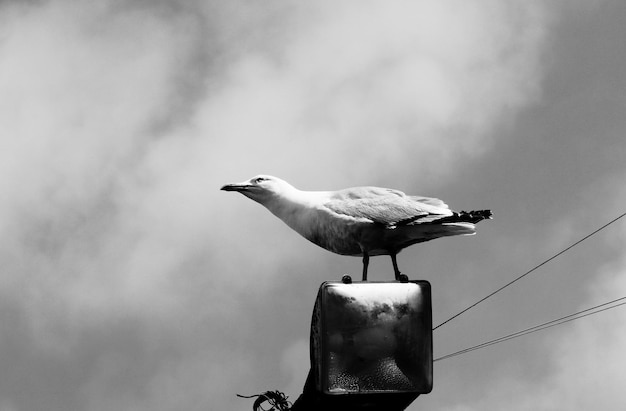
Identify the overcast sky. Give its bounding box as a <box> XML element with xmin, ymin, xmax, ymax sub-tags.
<box><xmin>1</xmin><ymin>1</ymin><xmax>625</xmax><ymax>410</ymax></box>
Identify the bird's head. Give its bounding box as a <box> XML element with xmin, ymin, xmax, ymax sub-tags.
<box><xmin>221</xmin><ymin>175</ymin><xmax>293</xmax><ymax>205</ymax></box>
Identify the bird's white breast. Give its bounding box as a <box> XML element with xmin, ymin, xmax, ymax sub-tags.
<box><xmin>265</xmin><ymin>190</ymin><xmax>369</xmax><ymax>255</ymax></box>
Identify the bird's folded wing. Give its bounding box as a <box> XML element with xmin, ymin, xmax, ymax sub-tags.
<box><xmin>324</xmin><ymin>187</ymin><xmax>451</xmax><ymax>227</ymax></box>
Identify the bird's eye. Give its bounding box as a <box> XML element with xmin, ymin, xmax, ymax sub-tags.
<box><xmin>254</xmin><ymin>177</ymin><xmax>267</xmax><ymax>184</ymax></box>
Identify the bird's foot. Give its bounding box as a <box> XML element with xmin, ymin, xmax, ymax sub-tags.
<box><xmin>396</xmin><ymin>273</ymin><xmax>409</xmax><ymax>283</ymax></box>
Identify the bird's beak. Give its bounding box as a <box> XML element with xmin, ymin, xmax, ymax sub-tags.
<box><xmin>220</xmin><ymin>183</ymin><xmax>252</xmax><ymax>192</ymax></box>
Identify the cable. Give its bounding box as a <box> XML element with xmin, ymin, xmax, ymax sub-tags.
<box><xmin>434</xmin><ymin>296</ymin><xmax>626</xmax><ymax>362</ymax></box>
<box><xmin>435</xmin><ymin>300</ymin><xmax>626</xmax><ymax>362</ymax></box>
<box><xmin>237</xmin><ymin>391</ymin><xmax>292</xmax><ymax>411</ymax></box>
<box><xmin>433</xmin><ymin>211</ymin><xmax>626</xmax><ymax>331</ymax></box>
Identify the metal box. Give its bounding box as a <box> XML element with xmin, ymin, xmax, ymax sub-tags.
<box><xmin>311</xmin><ymin>280</ymin><xmax>433</xmax><ymax>395</ymax></box>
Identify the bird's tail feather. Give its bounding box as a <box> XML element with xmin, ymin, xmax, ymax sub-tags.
<box><xmin>439</xmin><ymin>222</ymin><xmax>476</xmax><ymax>236</ymax></box>
<box><xmin>391</xmin><ymin>222</ymin><xmax>476</xmax><ymax>246</ymax></box>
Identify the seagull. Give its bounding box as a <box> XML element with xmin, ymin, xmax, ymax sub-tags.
<box><xmin>221</xmin><ymin>175</ymin><xmax>492</xmax><ymax>281</ymax></box>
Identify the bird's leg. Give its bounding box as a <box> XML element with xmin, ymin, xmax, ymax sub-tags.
<box><xmin>362</xmin><ymin>252</ymin><xmax>369</xmax><ymax>281</ymax></box>
<box><xmin>391</xmin><ymin>253</ymin><xmax>402</xmax><ymax>280</ymax></box>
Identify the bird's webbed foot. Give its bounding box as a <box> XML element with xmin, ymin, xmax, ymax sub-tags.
<box><xmin>397</xmin><ymin>273</ymin><xmax>409</xmax><ymax>282</ymax></box>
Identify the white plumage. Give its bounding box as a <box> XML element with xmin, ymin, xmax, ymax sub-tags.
<box><xmin>222</xmin><ymin>175</ymin><xmax>492</xmax><ymax>280</ymax></box>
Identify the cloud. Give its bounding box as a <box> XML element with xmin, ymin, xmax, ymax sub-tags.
<box><xmin>200</xmin><ymin>0</ymin><xmax>549</xmax><ymax>188</ymax></box>
<box><xmin>0</xmin><ymin>0</ymin><xmax>192</xmax><ymax>320</ymax></box>
<box><xmin>423</xmin><ymin>171</ymin><xmax>626</xmax><ymax>411</ymax></box>
<box><xmin>444</xmin><ymin>250</ymin><xmax>626</xmax><ymax>411</ymax></box>
<box><xmin>541</xmin><ymin>271</ymin><xmax>626</xmax><ymax>410</ymax></box>
<box><xmin>0</xmin><ymin>2</ymin><xmax>217</xmax><ymax>408</ymax></box>
<box><xmin>0</xmin><ymin>0</ymin><xmax>563</xmax><ymax>410</ymax></box>
<box><xmin>518</xmin><ymin>183</ymin><xmax>626</xmax><ymax>410</ymax></box>
<box><xmin>280</xmin><ymin>339</ymin><xmax>310</xmax><ymax>398</ymax></box>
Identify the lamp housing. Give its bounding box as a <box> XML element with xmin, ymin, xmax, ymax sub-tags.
<box><xmin>310</xmin><ymin>280</ymin><xmax>433</xmax><ymax>397</ymax></box>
